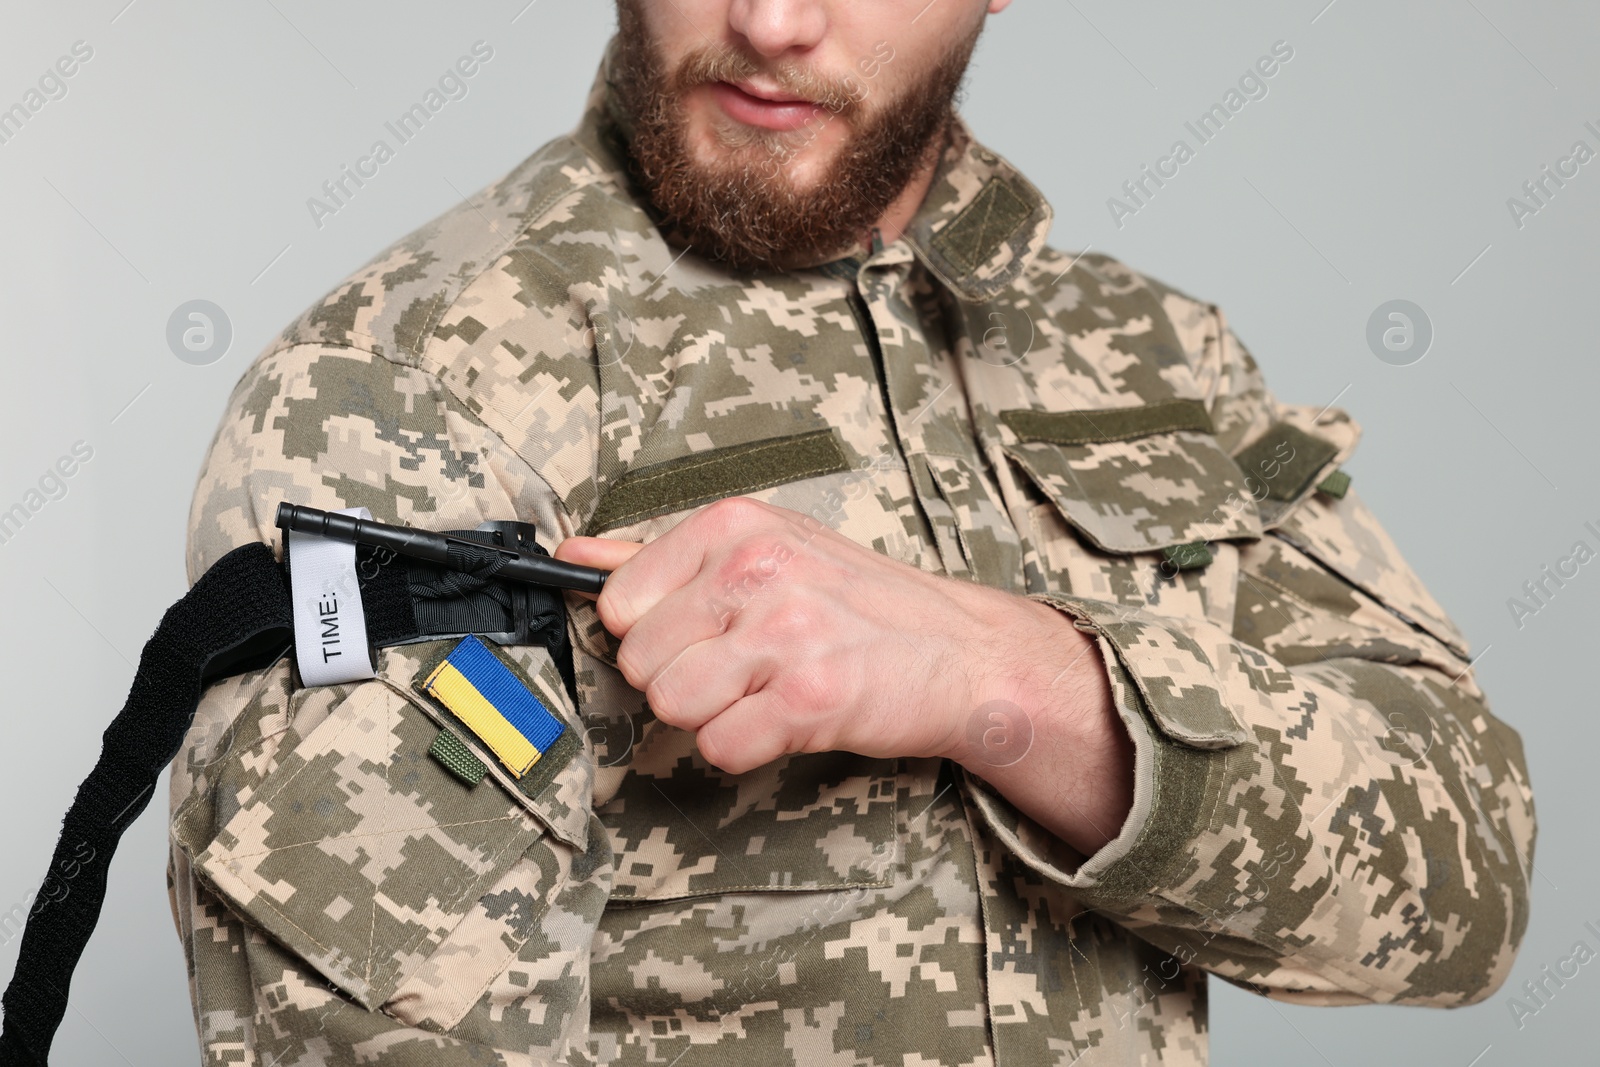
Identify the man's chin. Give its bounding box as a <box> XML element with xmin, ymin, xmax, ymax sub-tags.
<box><xmin>697</xmin><ymin>121</ymin><xmax>843</xmax><ymax>171</ymax></box>
<box><xmin>688</xmin><ymin>137</ymin><xmax>841</xmax><ymax>194</ymax></box>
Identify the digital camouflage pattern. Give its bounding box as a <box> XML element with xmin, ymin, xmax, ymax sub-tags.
<box><xmin>170</xmin><ymin>49</ymin><xmax>1535</xmax><ymax>1066</ymax></box>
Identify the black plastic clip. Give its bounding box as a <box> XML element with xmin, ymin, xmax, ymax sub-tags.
<box><xmin>465</xmin><ymin>520</ymin><xmax>555</xmax><ymax>647</ymax></box>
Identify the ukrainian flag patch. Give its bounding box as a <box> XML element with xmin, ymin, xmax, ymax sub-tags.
<box><xmin>420</xmin><ymin>636</ymin><xmax>567</xmax><ymax>778</ymax></box>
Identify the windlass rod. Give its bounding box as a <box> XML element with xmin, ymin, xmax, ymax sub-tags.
<box><xmin>275</xmin><ymin>502</ymin><xmax>608</xmax><ymax>595</ymax></box>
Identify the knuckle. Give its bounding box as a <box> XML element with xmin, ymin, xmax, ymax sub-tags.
<box><xmin>775</xmin><ymin>666</ymin><xmax>833</xmax><ymax>717</ymax></box>
<box><xmin>767</xmin><ymin>600</ymin><xmax>817</xmax><ymax>639</ymax></box>
<box><xmin>644</xmin><ymin>674</ymin><xmax>684</xmax><ymax>724</ymax></box>
<box><xmin>702</xmin><ymin>495</ymin><xmax>766</xmax><ymax>531</ymax></box>
<box><xmin>614</xmin><ymin>641</ymin><xmax>650</xmax><ymax>692</ymax></box>
<box><xmin>598</xmin><ymin>583</ymin><xmax>638</xmax><ymax>634</ymax></box>
<box><xmin>697</xmin><ymin>733</ymin><xmax>731</xmax><ymax>771</ymax></box>
<box><xmin>721</xmin><ymin>540</ymin><xmax>779</xmax><ymax>582</ymax></box>
<box><xmin>697</xmin><ymin>726</ymin><xmax>750</xmax><ymax>774</ymax></box>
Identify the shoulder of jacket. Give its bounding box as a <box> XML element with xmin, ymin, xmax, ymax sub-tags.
<box><xmin>257</xmin><ymin>132</ymin><xmax>652</xmax><ymax>515</ymax></box>
<box><xmin>272</xmin><ymin>132</ymin><xmax>635</xmax><ymax>370</ymax></box>
<box><xmin>1026</xmin><ymin>249</ymin><xmax>1363</xmax><ymax>493</ymax></box>
<box><xmin>1015</xmin><ymin>247</ymin><xmax>1226</xmax><ymax>387</ymax></box>
<box><xmin>1026</xmin><ymin>248</ymin><xmax>1218</xmax><ymax>335</ymax></box>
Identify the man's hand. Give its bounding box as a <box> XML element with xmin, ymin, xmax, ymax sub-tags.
<box><xmin>555</xmin><ymin>497</ymin><xmax>1134</xmax><ymax>855</ymax></box>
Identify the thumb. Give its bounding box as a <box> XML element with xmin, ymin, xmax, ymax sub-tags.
<box><xmin>554</xmin><ymin>536</ymin><xmax>644</xmax><ymax>599</ymax></box>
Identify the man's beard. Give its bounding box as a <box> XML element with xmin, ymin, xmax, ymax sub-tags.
<box><xmin>611</xmin><ymin>3</ymin><xmax>982</xmax><ymax>272</ymax></box>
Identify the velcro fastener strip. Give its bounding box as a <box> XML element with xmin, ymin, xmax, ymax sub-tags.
<box><xmin>999</xmin><ymin>398</ymin><xmax>1215</xmax><ymax>446</ymax></box>
<box><xmin>585</xmin><ymin>428</ymin><xmax>852</xmax><ymax>533</ymax></box>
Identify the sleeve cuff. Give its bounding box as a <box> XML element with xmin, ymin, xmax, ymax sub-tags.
<box><xmin>965</xmin><ymin>594</ymin><xmax>1248</xmax><ymax>904</ymax></box>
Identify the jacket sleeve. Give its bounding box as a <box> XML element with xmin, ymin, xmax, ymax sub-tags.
<box><xmin>171</xmin><ymin>341</ymin><xmax>603</xmax><ymax>1067</ymax></box>
<box><xmin>966</xmin><ymin>298</ymin><xmax>1536</xmax><ymax>1007</ymax></box>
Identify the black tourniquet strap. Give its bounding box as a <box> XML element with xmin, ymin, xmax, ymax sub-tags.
<box><xmin>0</xmin><ymin>543</ymin><xmax>292</xmax><ymax>1066</ymax></box>
<box><xmin>0</xmin><ymin>524</ymin><xmax>574</xmax><ymax>1065</ymax></box>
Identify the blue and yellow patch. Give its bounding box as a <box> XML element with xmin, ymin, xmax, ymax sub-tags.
<box><xmin>420</xmin><ymin>636</ymin><xmax>567</xmax><ymax>778</ymax></box>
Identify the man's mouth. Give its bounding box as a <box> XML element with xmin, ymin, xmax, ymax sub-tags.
<box><xmin>708</xmin><ymin>79</ymin><xmax>826</xmax><ymax>132</ymax></box>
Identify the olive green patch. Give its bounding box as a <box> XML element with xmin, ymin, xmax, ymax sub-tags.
<box><xmin>1162</xmin><ymin>541</ymin><xmax>1214</xmax><ymax>572</ymax></box>
<box><xmin>1000</xmin><ymin>399</ymin><xmax>1215</xmax><ymax>446</ymax></box>
<box><xmin>931</xmin><ymin>177</ymin><xmax>1032</xmax><ymax>276</ymax></box>
<box><xmin>1317</xmin><ymin>468</ymin><xmax>1352</xmax><ymax>499</ymax></box>
<box><xmin>585</xmin><ymin>428</ymin><xmax>852</xmax><ymax>533</ymax></box>
<box><xmin>428</xmin><ymin>728</ymin><xmax>488</xmax><ymax>787</ymax></box>
<box><xmin>516</xmin><ymin>727</ymin><xmax>581</xmax><ymax>797</ymax></box>
<box><xmin>1233</xmin><ymin>422</ymin><xmax>1341</xmax><ymax>502</ymax></box>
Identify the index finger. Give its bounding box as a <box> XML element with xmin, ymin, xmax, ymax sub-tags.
<box><xmin>590</xmin><ymin>498</ymin><xmax>783</xmax><ymax>636</ymax></box>
<box><xmin>553</xmin><ymin>536</ymin><xmax>646</xmax><ymax>601</ymax></box>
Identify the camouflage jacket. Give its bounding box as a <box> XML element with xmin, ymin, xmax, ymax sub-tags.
<box><xmin>169</xmin><ymin>53</ymin><xmax>1536</xmax><ymax>1067</ymax></box>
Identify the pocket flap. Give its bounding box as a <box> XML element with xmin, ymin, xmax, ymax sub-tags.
<box><xmin>388</xmin><ymin>638</ymin><xmax>593</xmax><ymax>851</ymax></box>
<box><xmin>193</xmin><ymin>681</ymin><xmax>548</xmax><ymax>1010</ymax></box>
<box><xmin>1000</xmin><ymin>409</ymin><xmax>1262</xmax><ymax>554</ymax></box>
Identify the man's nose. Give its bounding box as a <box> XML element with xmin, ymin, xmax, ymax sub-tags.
<box><xmin>726</xmin><ymin>0</ymin><xmax>827</xmax><ymax>58</ymax></box>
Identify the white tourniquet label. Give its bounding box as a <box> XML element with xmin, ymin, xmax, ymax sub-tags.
<box><xmin>290</xmin><ymin>506</ymin><xmax>377</xmax><ymax>686</ymax></box>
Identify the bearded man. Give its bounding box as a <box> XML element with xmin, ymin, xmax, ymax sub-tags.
<box><xmin>166</xmin><ymin>2</ymin><xmax>1535</xmax><ymax>1064</ymax></box>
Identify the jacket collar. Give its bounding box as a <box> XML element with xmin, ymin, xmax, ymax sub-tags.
<box><xmin>579</xmin><ymin>43</ymin><xmax>1055</xmax><ymax>302</ymax></box>
<box><xmin>898</xmin><ymin>117</ymin><xmax>1053</xmax><ymax>301</ymax></box>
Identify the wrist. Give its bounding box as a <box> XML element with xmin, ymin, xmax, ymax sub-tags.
<box><xmin>936</xmin><ymin>586</ymin><xmax>1103</xmax><ymax>766</ymax></box>
<box><xmin>939</xmin><ymin>588</ymin><xmax>1134</xmax><ymax>856</ymax></box>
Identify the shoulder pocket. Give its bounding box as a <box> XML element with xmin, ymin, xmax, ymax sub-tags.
<box><xmin>185</xmin><ymin>638</ymin><xmax>598</xmax><ymax>1028</ymax></box>
<box><xmin>1224</xmin><ymin>410</ymin><xmax>1467</xmax><ymax>656</ymax></box>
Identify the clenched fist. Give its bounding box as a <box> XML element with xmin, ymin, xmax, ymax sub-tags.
<box><xmin>555</xmin><ymin>496</ymin><xmax>1134</xmax><ymax>857</ymax></box>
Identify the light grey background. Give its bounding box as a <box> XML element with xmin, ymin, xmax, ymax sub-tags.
<box><xmin>0</xmin><ymin>2</ymin><xmax>1592</xmax><ymax>1063</ymax></box>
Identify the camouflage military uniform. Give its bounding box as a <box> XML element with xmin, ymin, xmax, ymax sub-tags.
<box><xmin>169</xmin><ymin>49</ymin><xmax>1536</xmax><ymax>1066</ymax></box>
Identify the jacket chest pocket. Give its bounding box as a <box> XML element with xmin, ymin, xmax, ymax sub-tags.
<box><xmin>1000</xmin><ymin>416</ymin><xmax>1265</xmax><ymax>630</ymax></box>
<box><xmin>568</xmin><ymin>429</ymin><xmax>909</xmax><ymax>901</ymax></box>
<box><xmin>600</xmin><ymin>740</ymin><xmax>899</xmax><ymax>902</ymax></box>
<box><xmin>567</xmin><ymin>429</ymin><xmax>935</xmax><ymax>724</ymax></box>
<box><xmin>581</xmin><ymin>429</ymin><xmax>922</xmax><ymax>555</ymax></box>
<box><xmin>180</xmin><ymin>639</ymin><xmax>605</xmax><ymax>1036</ymax></box>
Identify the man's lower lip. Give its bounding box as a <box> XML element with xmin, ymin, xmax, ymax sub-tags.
<box><xmin>708</xmin><ymin>82</ymin><xmax>824</xmax><ymax>132</ymax></box>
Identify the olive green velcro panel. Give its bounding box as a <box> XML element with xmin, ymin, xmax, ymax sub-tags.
<box><xmin>1162</xmin><ymin>541</ymin><xmax>1214</xmax><ymax>572</ymax></box>
<box><xmin>1317</xmin><ymin>468</ymin><xmax>1352</xmax><ymax>499</ymax></box>
<box><xmin>429</xmin><ymin>728</ymin><xmax>488</xmax><ymax>787</ymax></box>
<box><xmin>1232</xmin><ymin>422</ymin><xmax>1341</xmax><ymax>503</ymax></box>
<box><xmin>931</xmin><ymin>177</ymin><xmax>1033</xmax><ymax>276</ymax></box>
<box><xmin>999</xmin><ymin>398</ymin><xmax>1215</xmax><ymax>446</ymax></box>
<box><xmin>586</xmin><ymin>428</ymin><xmax>853</xmax><ymax>533</ymax></box>
<box><xmin>519</xmin><ymin>727</ymin><xmax>578</xmax><ymax>798</ymax></box>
